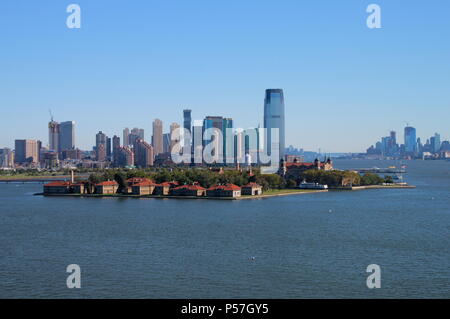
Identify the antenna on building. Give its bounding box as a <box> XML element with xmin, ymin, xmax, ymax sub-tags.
<box><xmin>49</xmin><ymin>109</ymin><xmax>54</xmax><ymax>122</ymax></box>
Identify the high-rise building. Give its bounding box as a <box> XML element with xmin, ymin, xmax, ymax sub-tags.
<box><xmin>59</xmin><ymin>121</ymin><xmax>75</xmax><ymax>151</ymax></box>
<box><xmin>112</xmin><ymin>135</ymin><xmax>120</xmax><ymax>163</ymax></box>
<box><xmin>264</xmin><ymin>89</ymin><xmax>285</xmax><ymax>162</ymax></box>
<box><xmin>163</xmin><ymin>133</ymin><xmax>171</xmax><ymax>154</ymax></box>
<box><xmin>222</xmin><ymin>118</ymin><xmax>233</xmax><ymax>164</ymax></box>
<box><xmin>183</xmin><ymin>109</ymin><xmax>192</xmax><ymax>147</ymax></box>
<box><xmin>95</xmin><ymin>131</ymin><xmax>107</xmax><ymax>161</ymax></box>
<box><xmin>432</xmin><ymin>133</ymin><xmax>441</xmax><ymax>153</ymax></box>
<box><xmin>14</xmin><ymin>139</ymin><xmax>39</xmax><ymax>164</ymax></box>
<box><xmin>114</xmin><ymin>146</ymin><xmax>134</xmax><ymax>167</ymax></box>
<box><xmin>203</xmin><ymin>116</ymin><xmax>224</xmax><ymax>162</ymax></box>
<box><xmin>152</xmin><ymin>119</ymin><xmax>163</xmax><ymax>155</ymax></box>
<box><xmin>0</xmin><ymin>148</ymin><xmax>14</xmax><ymax>168</ymax></box>
<box><xmin>123</xmin><ymin>128</ymin><xmax>130</xmax><ymax>147</ymax></box>
<box><xmin>134</xmin><ymin>138</ymin><xmax>154</xmax><ymax>167</ymax></box>
<box><xmin>404</xmin><ymin>126</ymin><xmax>417</xmax><ymax>155</ymax></box>
<box><xmin>48</xmin><ymin>120</ymin><xmax>60</xmax><ymax>152</ymax></box>
<box><xmin>169</xmin><ymin>122</ymin><xmax>181</xmax><ymax>153</ymax></box>
<box><xmin>106</xmin><ymin>137</ymin><xmax>112</xmax><ymax>160</ymax></box>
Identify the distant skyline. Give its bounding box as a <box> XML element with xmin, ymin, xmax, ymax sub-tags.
<box><xmin>1</xmin><ymin>0</ymin><xmax>449</xmax><ymax>152</ymax></box>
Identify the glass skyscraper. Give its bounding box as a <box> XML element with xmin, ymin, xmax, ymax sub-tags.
<box><xmin>59</xmin><ymin>121</ymin><xmax>75</xmax><ymax>151</ymax></box>
<box><xmin>264</xmin><ymin>89</ymin><xmax>285</xmax><ymax>161</ymax></box>
<box><xmin>404</xmin><ymin>126</ymin><xmax>417</xmax><ymax>155</ymax></box>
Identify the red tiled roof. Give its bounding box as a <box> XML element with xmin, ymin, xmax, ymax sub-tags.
<box><xmin>173</xmin><ymin>184</ymin><xmax>206</xmax><ymax>191</ymax></box>
<box><xmin>95</xmin><ymin>181</ymin><xmax>118</xmax><ymax>186</ymax></box>
<box><xmin>207</xmin><ymin>183</ymin><xmax>241</xmax><ymax>191</ymax></box>
<box><xmin>158</xmin><ymin>182</ymin><xmax>172</xmax><ymax>187</ymax></box>
<box><xmin>132</xmin><ymin>181</ymin><xmax>157</xmax><ymax>187</ymax></box>
<box><xmin>44</xmin><ymin>181</ymin><xmax>71</xmax><ymax>187</ymax></box>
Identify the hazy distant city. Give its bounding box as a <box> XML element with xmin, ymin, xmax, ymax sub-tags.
<box><xmin>1</xmin><ymin>87</ymin><xmax>448</xmax><ymax>171</ymax></box>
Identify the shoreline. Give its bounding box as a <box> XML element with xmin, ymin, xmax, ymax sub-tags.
<box><xmin>33</xmin><ymin>184</ymin><xmax>415</xmax><ymax>200</ymax></box>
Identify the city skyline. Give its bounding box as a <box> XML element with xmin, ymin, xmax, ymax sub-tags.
<box><xmin>1</xmin><ymin>1</ymin><xmax>449</xmax><ymax>152</ymax></box>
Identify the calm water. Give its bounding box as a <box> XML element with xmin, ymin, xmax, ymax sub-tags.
<box><xmin>0</xmin><ymin>160</ymin><xmax>449</xmax><ymax>298</ymax></box>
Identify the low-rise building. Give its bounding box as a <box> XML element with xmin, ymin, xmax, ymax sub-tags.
<box><xmin>241</xmin><ymin>183</ymin><xmax>263</xmax><ymax>196</ymax></box>
<box><xmin>95</xmin><ymin>181</ymin><xmax>119</xmax><ymax>194</ymax></box>
<box><xmin>172</xmin><ymin>184</ymin><xmax>206</xmax><ymax>197</ymax></box>
<box><xmin>43</xmin><ymin>181</ymin><xmax>72</xmax><ymax>194</ymax></box>
<box><xmin>131</xmin><ymin>181</ymin><xmax>157</xmax><ymax>195</ymax></box>
<box><xmin>206</xmin><ymin>183</ymin><xmax>241</xmax><ymax>198</ymax></box>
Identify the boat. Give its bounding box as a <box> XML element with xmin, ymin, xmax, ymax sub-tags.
<box><xmin>298</xmin><ymin>181</ymin><xmax>328</xmax><ymax>190</ymax></box>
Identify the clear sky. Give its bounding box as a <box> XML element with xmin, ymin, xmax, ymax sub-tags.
<box><xmin>1</xmin><ymin>0</ymin><xmax>449</xmax><ymax>152</ymax></box>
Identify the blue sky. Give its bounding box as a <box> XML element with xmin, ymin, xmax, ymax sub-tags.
<box><xmin>1</xmin><ymin>0</ymin><xmax>449</xmax><ymax>152</ymax></box>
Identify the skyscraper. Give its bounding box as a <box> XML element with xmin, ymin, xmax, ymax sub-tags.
<box><xmin>169</xmin><ymin>122</ymin><xmax>181</xmax><ymax>152</ymax></box>
<box><xmin>404</xmin><ymin>126</ymin><xmax>417</xmax><ymax>155</ymax></box>
<box><xmin>432</xmin><ymin>133</ymin><xmax>441</xmax><ymax>153</ymax></box>
<box><xmin>14</xmin><ymin>140</ymin><xmax>39</xmax><ymax>164</ymax></box>
<box><xmin>59</xmin><ymin>121</ymin><xmax>75</xmax><ymax>151</ymax></box>
<box><xmin>95</xmin><ymin>131</ymin><xmax>107</xmax><ymax>161</ymax></box>
<box><xmin>112</xmin><ymin>135</ymin><xmax>120</xmax><ymax>163</ymax></box>
<box><xmin>264</xmin><ymin>89</ymin><xmax>285</xmax><ymax>161</ymax></box>
<box><xmin>134</xmin><ymin>138</ymin><xmax>154</xmax><ymax>167</ymax></box>
<box><xmin>203</xmin><ymin>116</ymin><xmax>224</xmax><ymax>162</ymax></box>
<box><xmin>48</xmin><ymin>120</ymin><xmax>60</xmax><ymax>152</ymax></box>
<box><xmin>222</xmin><ymin>118</ymin><xmax>233</xmax><ymax>164</ymax></box>
<box><xmin>152</xmin><ymin>119</ymin><xmax>163</xmax><ymax>156</ymax></box>
<box><xmin>123</xmin><ymin>128</ymin><xmax>130</xmax><ymax>147</ymax></box>
<box><xmin>183</xmin><ymin>109</ymin><xmax>192</xmax><ymax>147</ymax></box>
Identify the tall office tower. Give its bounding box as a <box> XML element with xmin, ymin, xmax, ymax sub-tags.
<box><xmin>134</xmin><ymin>138</ymin><xmax>154</xmax><ymax>168</ymax></box>
<box><xmin>0</xmin><ymin>148</ymin><xmax>14</xmax><ymax>168</ymax></box>
<box><xmin>131</xmin><ymin>128</ymin><xmax>144</xmax><ymax>140</ymax></box>
<box><xmin>48</xmin><ymin>120</ymin><xmax>60</xmax><ymax>152</ymax></box>
<box><xmin>404</xmin><ymin>126</ymin><xmax>417</xmax><ymax>155</ymax></box>
<box><xmin>114</xmin><ymin>146</ymin><xmax>134</xmax><ymax>167</ymax></box>
<box><xmin>169</xmin><ymin>122</ymin><xmax>180</xmax><ymax>152</ymax></box>
<box><xmin>14</xmin><ymin>140</ymin><xmax>39</xmax><ymax>164</ymax></box>
<box><xmin>59</xmin><ymin>121</ymin><xmax>75</xmax><ymax>151</ymax></box>
<box><xmin>95</xmin><ymin>131</ymin><xmax>107</xmax><ymax>161</ymax></box>
<box><xmin>222</xmin><ymin>118</ymin><xmax>233</xmax><ymax>164</ymax></box>
<box><xmin>123</xmin><ymin>128</ymin><xmax>130</xmax><ymax>147</ymax></box>
<box><xmin>106</xmin><ymin>137</ymin><xmax>112</xmax><ymax>160</ymax></box>
<box><xmin>432</xmin><ymin>133</ymin><xmax>441</xmax><ymax>153</ymax></box>
<box><xmin>152</xmin><ymin>119</ymin><xmax>163</xmax><ymax>155</ymax></box>
<box><xmin>203</xmin><ymin>116</ymin><xmax>224</xmax><ymax>162</ymax></box>
<box><xmin>112</xmin><ymin>135</ymin><xmax>120</xmax><ymax>163</ymax></box>
<box><xmin>183</xmin><ymin>109</ymin><xmax>192</xmax><ymax>147</ymax></box>
<box><xmin>163</xmin><ymin>133</ymin><xmax>170</xmax><ymax>153</ymax></box>
<box><xmin>264</xmin><ymin>89</ymin><xmax>286</xmax><ymax>162</ymax></box>
<box><xmin>96</xmin><ymin>143</ymin><xmax>106</xmax><ymax>162</ymax></box>
<box><xmin>192</xmin><ymin>120</ymin><xmax>203</xmax><ymax>164</ymax></box>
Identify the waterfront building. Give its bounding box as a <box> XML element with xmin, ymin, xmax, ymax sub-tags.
<box><xmin>131</xmin><ymin>181</ymin><xmax>157</xmax><ymax>195</ymax></box>
<box><xmin>94</xmin><ymin>181</ymin><xmax>119</xmax><ymax>194</ymax></box>
<box><xmin>241</xmin><ymin>183</ymin><xmax>263</xmax><ymax>196</ymax></box>
<box><xmin>154</xmin><ymin>182</ymin><xmax>173</xmax><ymax>195</ymax></box>
<box><xmin>172</xmin><ymin>184</ymin><xmax>206</xmax><ymax>197</ymax></box>
<box><xmin>14</xmin><ymin>139</ymin><xmax>39</xmax><ymax>164</ymax></box>
<box><xmin>152</xmin><ymin>119</ymin><xmax>164</xmax><ymax>156</ymax></box>
<box><xmin>206</xmin><ymin>183</ymin><xmax>241</xmax><ymax>198</ymax></box>
<box><xmin>43</xmin><ymin>181</ymin><xmax>71</xmax><ymax>194</ymax></box>
<box><xmin>134</xmin><ymin>138</ymin><xmax>154</xmax><ymax>168</ymax></box>
<box><xmin>264</xmin><ymin>89</ymin><xmax>286</xmax><ymax>162</ymax></box>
